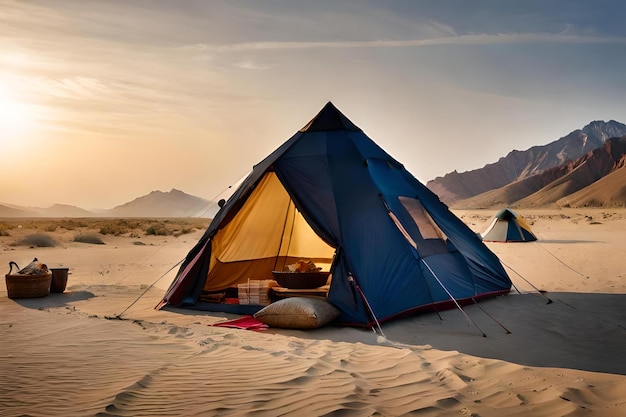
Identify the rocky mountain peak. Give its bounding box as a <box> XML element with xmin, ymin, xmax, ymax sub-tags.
<box><xmin>582</xmin><ymin>120</ymin><xmax>626</xmax><ymax>143</ymax></box>
<box><xmin>427</xmin><ymin>120</ymin><xmax>626</xmax><ymax>206</ymax></box>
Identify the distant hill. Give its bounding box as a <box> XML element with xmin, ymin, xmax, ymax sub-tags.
<box><xmin>0</xmin><ymin>204</ymin><xmax>38</xmax><ymax>217</ymax></box>
<box><xmin>103</xmin><ymin>189</ymin><xmax>214</xmax><ymax>218</ymax></box>
<box><xmin>43</xmin><ymin>204</ymin><xmax>97</xmax><ymax>217</ymax></box>
<box><xmin>0</xmin><ymin>189</ymin><xmax>218</xmax><ymax>218</ymax></box>
<box><xmin>453</xmin><ymin>135</ymin><xmax>626</xmax><ymax>209</ymax></box>
<box><xmin>427</xmin><ymin>120</ymin><xmax>626</xmax><ymax>206</ymax></box>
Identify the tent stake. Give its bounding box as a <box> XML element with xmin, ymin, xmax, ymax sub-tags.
<box><xmin>501</xmin><ymin>261</ymin><xmax>552</xmax><ymax>304</ymax></box>
<box><xmin>420</xmin><ymin>259</ymin><xmax>486</xmax><ymax>337</ymax></box>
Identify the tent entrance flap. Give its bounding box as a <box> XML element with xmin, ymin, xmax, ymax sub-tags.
<box><xmin>204</xmin><ymin>171</ymin><xmax>334</xmax><ymax>292</ymax></box>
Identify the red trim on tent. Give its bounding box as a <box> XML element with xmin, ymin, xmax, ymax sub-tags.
<box><xmin>156</xmin><ymin>239</ymin><xmax>210</xmax><ymax>309</ymax></box>
<box><xmin>337</xmin><ymin>288</ymin><xmax>511</xmax><ymax>329</ymax></box>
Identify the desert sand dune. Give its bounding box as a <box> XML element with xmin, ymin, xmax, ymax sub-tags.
<box><xmin>1</xmin><ymin>209</ymin><xmax>625</xmax><ymax>416</ymax></box>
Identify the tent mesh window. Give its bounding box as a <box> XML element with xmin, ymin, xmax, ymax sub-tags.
<box><xmin>398</xmin><ymin>196</ymin><xmax>449</xmax><ymax>256</ymax></box>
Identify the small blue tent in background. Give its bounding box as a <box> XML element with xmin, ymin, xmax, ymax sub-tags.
<box><xmin>158</xmin><ymin>102</ymin><xmax>511</xmax><ymax>327</ymax></box>
<box><xmin>481</xmin><ymin>208</ymin><xmax>537</xmax><ymax>242</ymax></box>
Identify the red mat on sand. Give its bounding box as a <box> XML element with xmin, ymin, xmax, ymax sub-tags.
<box><xmin>210</xmin><ymin>315</ymin><xmax>268</xmax><ymax>331</ymax></box>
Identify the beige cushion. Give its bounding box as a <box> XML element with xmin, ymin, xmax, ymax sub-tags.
<box><xmin>254</xmin><ymin>297</ymin><xmax>340</xmax><ymax>329</ymax></box>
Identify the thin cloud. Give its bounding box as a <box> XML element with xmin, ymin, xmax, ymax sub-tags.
<box><xmin>216</xmin><ymin>32</ymin><xmax>626</xmax><ymax>52</ymax></box>
<box><xmin>35</xmin><ymin>77</ymin><xmax>108</xmax><ymax>100</ymax></box>
<box><xmin>234</xmin><ymin>60</ymin><xmax>271</xmax><ymax>70</ymax></box>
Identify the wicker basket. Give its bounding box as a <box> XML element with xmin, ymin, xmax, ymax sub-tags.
<box><xmin>5</xmin><ymin>273</ymin><xmax>52</xmax><ymax>299</ymax></box>
<box><xmin>272</xmin><ymin>271</ymin><xmax>330</xmax><ymax>289</ymax></box>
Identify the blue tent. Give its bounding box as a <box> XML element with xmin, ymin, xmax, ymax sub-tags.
<box><xmin>481</xmin><ymin>208</ymin><xmax>538</xmax><ymax>242</ymax></box>
<box><xmin>158</xmin><ymin>102</ymin><xmax>511</xmax><ymax>326</ymax></box>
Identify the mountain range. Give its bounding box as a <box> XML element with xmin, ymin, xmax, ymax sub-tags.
<box><xmin>0</xmin><ymin>189</ymin><xmax>220</xmax><ymax>218</ymax></box>
<box><xmin>427</xmin><ymin>120</ymin><xmax>626</xmax><ymax>209</ymax></box>
<box><xmin>3</xmin><ymin>119</ymin><xmax>626</xmax><ymax>217</ymax></box>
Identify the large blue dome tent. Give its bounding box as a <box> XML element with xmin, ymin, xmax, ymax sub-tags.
<box><xmin>158</xmin><ymin>102</ymin><xmax>511</xmax><ymax>327</ymax></box>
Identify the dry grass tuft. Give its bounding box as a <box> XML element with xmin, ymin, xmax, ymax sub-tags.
<box><xmin>73</xmin><ymin>233</ymin><xmax>106</xmax><ymax>245</ymax></box>
<box><xmin>13</xmin><ymin>233</ymin><xmax>57</xmax><ymax>247</ymax></box>
<box><xmin>0</xmin><ymin>218</ymin><xmax>210</xmax><ymax>243</ymax></box>
<box><xmin>0</xmin><ymin>223</ymin><xmax>15</xmax><ymax>236</ymax></box>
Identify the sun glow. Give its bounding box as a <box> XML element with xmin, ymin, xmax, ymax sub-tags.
<box><xmin>0</xmin><ymin>95</ymin><xmax>34</xmax><ymax>137</ymax></box>
<box><xmin>0</xmin><ymin>77</ymin><xmax>43</xmax><ymax>154</ymax></box>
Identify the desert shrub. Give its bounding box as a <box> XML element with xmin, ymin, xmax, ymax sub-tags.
<box><xmin>98</xmin><ymin>219</ymin><xmax>145</xmax><ymax>236</ymax></box>
<box><xmin>0</xmin><ymin>223</ymin><xmax>15</xmax><ymax>233</ymax></box>
<box><xmin>145</xmin><ymin>224</ymin><xmax>170</xmax><ymax>236</ymax></box>
<box><xmin>144</xmin><ymin>219</ymin><xmax>206</xmax><ymax>237</ymax></box>
<box><xmin>59</xmin><ymin>219</ymin><xmax>88</xmax><ymax>230</ymax></box>
<box><xmin>73</xmin><ymin>233</ymin><xmax>105</xmax><ymax>245</ymax></box>
<box><xmin>13</xmin><ymin>233</ymin><xmax>57</xmax><ymax>247</ymax></box>
<box><xmin>119</xmin><ymin>219</ymin><xmax>144</xmax><ymax>228</ymax></box>
<box><xmin>173</xmin><ymin>228</ymin><xmax>194</xmax><ymax>237</ymax></box>
<box><xmin>0</xmin><ymin>223</ymin><xmax>11</xmax><ymax>236</ymax></box>
<box><xmin>99</xmin><ymin>224</ymin><xmax>127</xmax><ymax>236</ymax></box>
<box><xmin>171</xmin><ymin>227</ymin><xmax>196</xmax><ymax>237</ymax></box>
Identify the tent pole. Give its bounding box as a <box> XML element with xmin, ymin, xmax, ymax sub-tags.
<box><xmin>378</xmin><ymin>196</ymin><xmax>442</xmax><ymax>321</ymax></box>
<box><xmin>274</xmin><ymin>198</ymin><xmax>296</xmax><ymax>272</ymax></box>
<box><xmin>420</xmin><ymin>258</ymin><xmax>487</xmax><ymax>337</ymax></box>
<box><xmin>283</xmin><ymin>202</ymin><xmax>297</xmax><ymax>271</ymax></box>
<box><xmin>379</xmin><ymin>194</ymin><xmax>484</xmax><ymax>336</ymax></box>
<box><xmin>348</xmin><ymin>274</ymin><xmax>387</xmax><ymax>340</ymax></box>
<box><xmin>191</xmin><ymin>183</ymin><xmax>234</xmax><ymax>217</ymax></box>
<box><xmin>471</xmin><ymin>297</ymin><xmax>511</xmax><ymax>334</ymax></box>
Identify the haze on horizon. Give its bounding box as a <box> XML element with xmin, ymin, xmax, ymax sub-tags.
<box><xmin>1</xmin><ymin>0</ymin><xmax>625</xmax><ymax>209</ymax></box>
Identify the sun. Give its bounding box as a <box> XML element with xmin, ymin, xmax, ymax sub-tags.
<box><xmin>0</xmin><ymin>94</ymin><xmax>34</xmax><ymax>139</ymax></box>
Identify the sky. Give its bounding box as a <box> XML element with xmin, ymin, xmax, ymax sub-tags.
<box><xmin>1</xmin><ymin>0</ymin><xmax>626</xmax><ymax>209</ymax></box>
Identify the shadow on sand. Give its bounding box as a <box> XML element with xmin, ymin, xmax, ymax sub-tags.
<box><xmin>11</xmin><ymin>290</ymin><xmax>96</xmax><ymax>309</ymax></box>
<box><xmin>273</xmin><ymin>292</ymin><xmax>626</xmax><ymax>376</ymax></box>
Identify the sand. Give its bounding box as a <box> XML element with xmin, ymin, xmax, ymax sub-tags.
<box><xmin>1</xmin><ymin>208</ymin><xmax>625</xmax><ymax>416</ymax></box>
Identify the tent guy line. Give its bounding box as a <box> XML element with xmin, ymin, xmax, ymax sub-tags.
<box><xmin>114</xmin><ymin>258</ymin><xmax>184</xmax><ymax>319</ymax></box>
<box><xmin>533</xmin><ymin>241</ymin><xmax>590</xmax><ymax>279</ymax></box>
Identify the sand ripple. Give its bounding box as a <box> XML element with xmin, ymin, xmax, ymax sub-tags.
<box><xmin>1</xmin><ymin>301</ymin><xmax>625</xmax><ymax>417</ymax></box>
<box><xmin>96</xmin><ymin>339</ymin><xmax>458</xmax><ymax>416</ymax></box>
